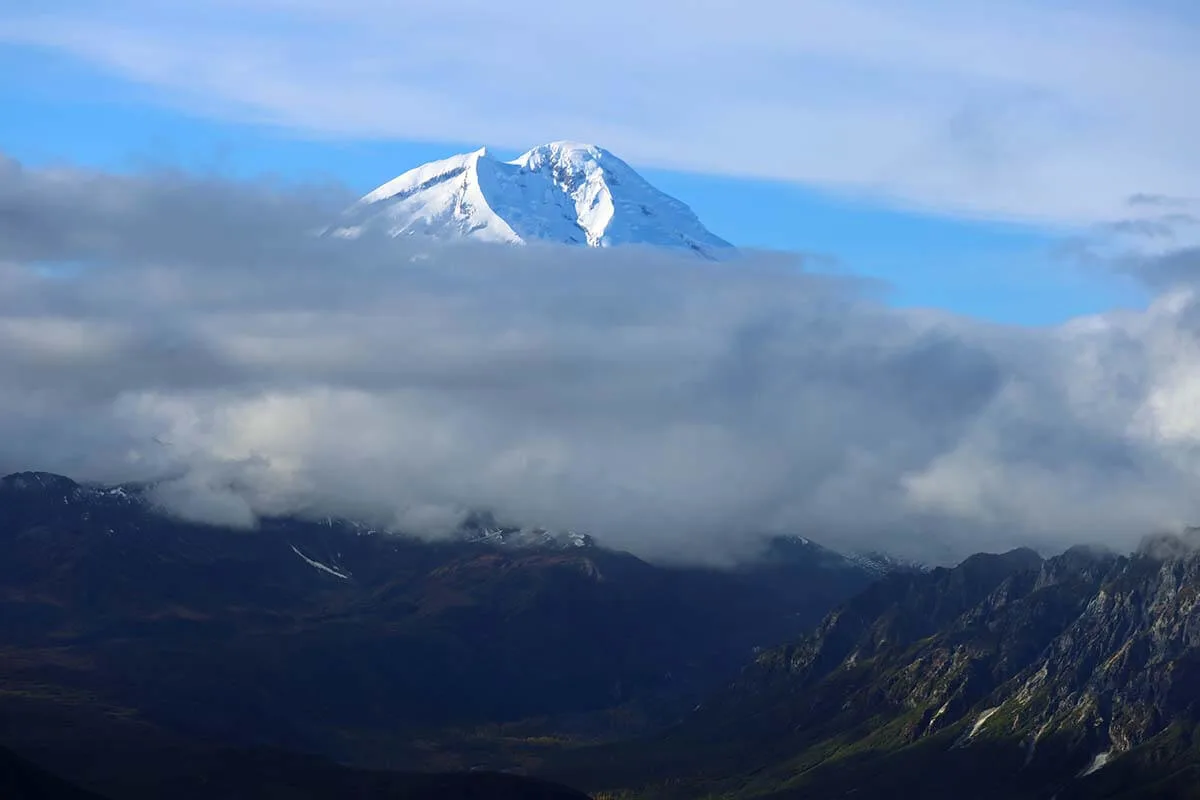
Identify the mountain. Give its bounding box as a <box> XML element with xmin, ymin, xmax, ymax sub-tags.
<box><xmin>553</xmin><ymin>540</ymin><xmax>1200</xmax><ymax>799</ymax></box>
<box><xmin>329</xmin><ymin>141</ymin><xmax>734</xmax><ymax>257</ymax></box>
<box><xmin>4</xmin><ymin>735</ymin><xmax>593</xmax><ymax>800</ymax></box>
<box><xmin>4</xmin><ymin>742</ymin><xmax>592</xmax><ymax>800</ymax></box>
<box><xmin>0</xmin><ymin>746</ymin><xmax>107</xmax><ymax>800</ymax></box>
<box><xmin>0</xmin><ymin>472</ymin><xmax>874</xmax><ymax>777</ymax></box>
<box><xmin>14</xmin><ymin>468</ymin><xmax>1200</xmax><ymax>797</ymax></box>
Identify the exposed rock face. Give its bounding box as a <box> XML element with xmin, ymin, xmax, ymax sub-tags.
<box><xmin>587</xmin><ymin>538</ymin><xmax>1200</xmax><ymax>799</ymax></box>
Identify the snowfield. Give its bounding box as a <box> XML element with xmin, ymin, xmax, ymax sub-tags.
<box><xmin>330</xmin><ymin>141</ymin><xmax>734</xmax><ymax>258</ymax></box>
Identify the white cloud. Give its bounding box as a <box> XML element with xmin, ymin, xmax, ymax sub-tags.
<box><xmin>4</xmin><ymin>156</ymin><xmax>1200</xmax><ymax>563</ymax></box>
<box><xmin>2</xmin><ymin>1</ymin><xmax>1198</xmax><ymax>224</ymax></box>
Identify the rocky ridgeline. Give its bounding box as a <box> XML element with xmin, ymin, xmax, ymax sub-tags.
<box><xmin>679</xmin><ymin>534</ymin><xmax>1200</xmax><ymax>797</ymax></box>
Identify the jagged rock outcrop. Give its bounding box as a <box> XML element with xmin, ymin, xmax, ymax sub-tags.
<box><xmin>580</xmin><ymin>538</ymin><xmax>1200</xmax><ymax>799</ymax></box>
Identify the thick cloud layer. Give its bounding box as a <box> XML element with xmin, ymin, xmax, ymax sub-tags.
<box><xmin>3</xmin><ymin>156</ymin><xmax>1200</xmax><ymax>564</ymax></box>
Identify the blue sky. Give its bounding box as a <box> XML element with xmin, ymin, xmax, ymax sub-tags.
<box><xmin>3</xmin><ymin>0</ymin><xmax>1188</xmax><ymax>323</ymax></box>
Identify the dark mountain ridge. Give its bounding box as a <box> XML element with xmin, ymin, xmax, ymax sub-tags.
<box><xmin>0</xmin><ymin>470</ymin><xmax>875</xmax><ymax>781</ymax></box>
<box><xmin>555</xmin><ymin>537</ymin><xmax>1200</xmax><ymax>799</ymax></box>
<box><xmin>23</xmin><ymin>468</ymin><xmax>1200</xmax><ymax>798</ymax></box>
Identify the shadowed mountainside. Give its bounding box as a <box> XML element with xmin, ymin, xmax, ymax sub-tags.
<box><xmin>0</xmin><ymin>746</ymin><xmax>108</xmax><ymax>800</ymax></box>
<box><xmin>0</xmin><ymin>471</ymin><xmax>875</xmax><ymax>784</ymax></box>
<box><xmin>545</xmin><ymin>542</ymin><xmax>1200</xmax><ymax>799</ymax></box>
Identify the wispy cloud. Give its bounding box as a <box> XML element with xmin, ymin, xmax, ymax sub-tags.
<box><xmin>2</xmin><ymin>1</ymin><xmax>1198</xmax><ymax>225</ymax></box>
<box><xmin>3</xmin><ymin>155</ymin><xmax>1200</xmax><ymax>563</ymax></box>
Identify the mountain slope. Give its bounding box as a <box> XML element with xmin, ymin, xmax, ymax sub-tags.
<box><xmin>5</xmin><ymin>727</ymin><xmax>593</xmax><ymax>800</ymax></box>
<box><xmin>331</xmin><ymin>142</ymin><xmax>733</xmax><ymax>257</ymax></box>
<box><xmin>0</xmin><ymin>472</ymin><xmax>874</xmax><ymax>769</ymax></box>
<box><xmin>0</xmin><ymin>747</ymin><xmax>107</xmax><ymax>800</ymax></box>
<box><xmin>553</xmin><ymin>541</ymin><xmax>1200</xmax><ymax>799</ymax></box>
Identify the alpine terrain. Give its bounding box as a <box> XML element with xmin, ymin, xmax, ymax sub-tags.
<box><xmin>552</xmin><ymin>540</ymin><xmax>1200</xmax><ymax>799</ymax></box>
<box><xmin>8</xmin><ymin>470</ymin><xmax>1200</xmax><ymax>798</ymax></box>
<box><xmin>0</xmin><ymin>472</ymin><xmax>874</xmax><ymax>798</ymax></box>
<box><xmin>329</xmin><ymin>141</ymin><xmax>734</xmax><ymax>257</ymax></box>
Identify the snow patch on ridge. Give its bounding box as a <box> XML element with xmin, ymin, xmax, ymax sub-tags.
<box><xmin>290</xmin><ymin>544</ymin><xmax>350</xmax><ymax>580</ymax></box>
<box><xmin>969</xmin><ymin>707</ymin><xmax>1000</xmax><ymax>738</ymax></box>
<box><xmin>1078</xmin><ymin>750</ymin><xmax>1112</xmax><ymax>777</ymax></box>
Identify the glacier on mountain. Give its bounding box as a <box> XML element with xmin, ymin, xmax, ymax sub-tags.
<box><xmin>330</xmin><ymin>141</ymin><xmax>733</xmax><ymax>257</ymax></box>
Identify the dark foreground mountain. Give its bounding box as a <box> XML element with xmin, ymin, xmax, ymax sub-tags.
<box><xmin>0</xmin><ymin>471</ymin><xmax>874</xmax><ymax>777</ymax></box>
<box><xmin>547</xmin><ymin>541</ymin><xmax>1200</xmax><ymax>799</ymax></box>
<box><xmin>0</xmin><ymin>746</ymin><xmax>106</xmax><ymax>800</ymax></box>
<box><xmin>9</xmin><ymin>467</ymin><xmax>1200</xmax><ymax>797</ymax></box>
<box><xmin>4</xmin><ymin>740</ymin><xmax>591</xmax><ymax>800</ymax></box>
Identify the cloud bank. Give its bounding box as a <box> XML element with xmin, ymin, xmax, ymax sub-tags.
<box><xmin>3</xmin><ymin>0</ymin><xmax>1199</xmax><ymax>224</ymax></box>
<box><xmin>3</xmin><ymin>156</ymin><xmax>1200</xmax><ymax>564</ymax></box>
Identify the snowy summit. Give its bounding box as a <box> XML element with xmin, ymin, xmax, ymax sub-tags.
<box><xmin>331</xmin><ymin>142</ymin><xmax>734</xmax><ymax>257</ymax></box>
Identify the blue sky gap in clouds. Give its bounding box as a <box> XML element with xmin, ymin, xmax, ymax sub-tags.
<box><xmin>0</xmin><ymin>1</ymin><xmax>1177</xmax><ymax>322</ymax></box>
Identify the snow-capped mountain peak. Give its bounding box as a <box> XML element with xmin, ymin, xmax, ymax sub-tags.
<box><xmin>332</xmin><ymin>142</ymin><xmax>733</xmax><ymax>257</ymax></box>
